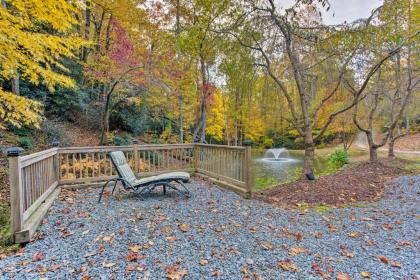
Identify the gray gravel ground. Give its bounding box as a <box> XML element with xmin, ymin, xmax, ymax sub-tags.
<box><xmin>0</xmin><ymin>176</ymin><xmax>419</xmax><ymax>280</ymax></box>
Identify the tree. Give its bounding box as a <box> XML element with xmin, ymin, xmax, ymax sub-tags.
<box><xmin>84</xmin><ymin>18</ymin><xmax>143</xmax><ymax>144</ymax></box>
<box><xmin>225</xmin><ymin>1</ymin><xmax>390</xmax><ymax>173</ymax></box>
<box><xmin>351</xmin><ymin>0</ymin><xmax>419</xmax><ymax>161</ymax></box>
<box><xmin>0</xmin><ymin>0</ymin><xmax>83</xmax><ymax>129</ymax></box>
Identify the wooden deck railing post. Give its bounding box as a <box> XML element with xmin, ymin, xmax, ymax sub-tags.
<box><xmin>243</xmin><ymin>140</ymin><xmax>253</xmax><ymax>198</ymax></box>
<box><xmin>8</xmin><ymin>149</ymin><xmax>24</xmax><ymax>237</ymax></box>
<box><xmin>134</xmin><ymin>145</ymin><xmax>140</xmax><ymax>173</ymax></box>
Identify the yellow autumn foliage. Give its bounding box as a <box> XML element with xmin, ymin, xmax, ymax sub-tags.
<box><xmin>0</xmin><ymin>0</ymin><xmax>83</xmax><ymax>128</ymax></box>
<box><xmin>0</xmin><ymin>89</ymin><xmax>43</xmax><ymax>129</ymax></box>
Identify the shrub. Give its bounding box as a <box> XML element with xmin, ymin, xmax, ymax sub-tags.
<box><xmin>112</xmin><ymin>134</ymin><xmax>133</xmax><ymax>146</ymax></box>
<box><xmin>262</xmin><ymin>138</ymin><xmax>274</xmax><ymax>149</ymax></box>
<box><xmin>327</xmin><ymin>149</ymin><xmax>349</xmax><ymax>169</ymax></box>
<box><xmin>17</xmin><ymin>137</ymin><xmax>33</xmax><ymax>150</ymax></box>
<box><xmin>10</xmin><ymin>126</ymin><xmax>32</xmax><ymax>137</ymax></box>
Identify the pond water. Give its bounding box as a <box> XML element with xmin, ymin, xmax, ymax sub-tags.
<box><xmin>252</xmin><ymin>149</ymin><xmax>329</xmax><ymax>190</ymax></box>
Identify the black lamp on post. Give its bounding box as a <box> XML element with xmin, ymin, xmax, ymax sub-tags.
<box><xmin>5</xmin><ymin>147</ymin><xmax>24</xmax><ymax>157</ymax></box>
<box><xmin>243</xmin><ymin>139</ymin><xmax>252</xmax><ymax>147</ymax></box>
<box><xmin>51</xmin><ymin>139</ymin><xmax>60</xmax><ymax>147</ymax></box>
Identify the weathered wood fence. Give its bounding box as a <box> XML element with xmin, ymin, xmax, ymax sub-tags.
<box><xmin>8</xmin><ymin>143</ymin><xmax>252</xmax><ymax>243</ymax></box>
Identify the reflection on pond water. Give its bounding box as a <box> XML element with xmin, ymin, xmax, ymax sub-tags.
<box><xmin>252</xmin><ymin>149</ymin><xmax>328</xmax><ymax>190</ymax></box>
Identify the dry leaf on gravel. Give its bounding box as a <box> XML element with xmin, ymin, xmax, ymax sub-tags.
<box><xmin>129</xmin><ymin>245</ymin><xmax>142</xmax><ymax>253</ymax></box>
<box><xmin>289</xmin><ymin>247</ymin><xmax>306</xmax><ymax>256</ymax></box>
<box><xmin>391</xmin><ymin>261</ymin><xmax>401</xmax><ymax>268</ymax></box>
<box><xmin>336</xmin><ymin>272</ymin><xmax>351</xmax><ymax>280</ymax></box>
<box><xmin>277</xmin><ymin>260</ymin><xmax>300</xmax><ymax>272</ymax></box>
<box><xmin>360</xmin><ymin>271</ymin><xmax>371</xmax><ymax>278</ymax></box>
<box><xmin>32</xmin><ymin>252</ymin><xmax>45</xmax><ymax>262</ymax></box>
<box><xmin>178</xmin><ymin>223</ymin><xmax>190</xmax><ymax>232</ymax></box>
<box><xmin>165</xmin><ymin>264</ymin><xmax>188</xmax><ymax>280</ymax></box>
<box><xmin>103</xmin><ymin>262</ymin><xmax>115</xmax><ymax>268</ymax></box>
<box><xmin>348</xmin><ymin>232</ymin><xmax>362</xmax><ymax>238</ymax></box>
<box><xmin>377</xmin><ymin>255</ymin><xmax>389</xmax><ymax>264</ymax></box>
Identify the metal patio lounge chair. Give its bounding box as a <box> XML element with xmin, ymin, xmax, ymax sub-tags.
<box><xmin>98</xmin><ymin>151</ymin><xmax>191</xmax><ymax>202</ymax></box>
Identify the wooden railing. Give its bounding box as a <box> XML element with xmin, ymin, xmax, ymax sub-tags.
<box><xmin>58</xmin><ymin>144</ymin><xmax>195</xmax><ymax>185</ymax></box>
<box><xmin>195</xmin><ymin>144</ymin><xmax>249</xmax><ymax>191</ymax></box>
<box><xmin>9</xmin><ymin>148</ymin><xmax>60</xmax><ymax>243</ymax></box>
<box><xmin>8</xmin><ymin>143</ymin><xmax>251</xmax><ymax>243</ymax></box>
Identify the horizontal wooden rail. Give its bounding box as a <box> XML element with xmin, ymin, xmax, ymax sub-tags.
<box><xmin>58</xmin><ymin>144</ymin><xmax>195</xmax><ymax>185</ymax></box>
<box><xmin>9</xmin><ymin>148</ymin><xmax>59</xmax><ymax>243</ymax></box>
<box><xmin>9</xmin><ymin>143</ymin><xmax>252</xmax><ymax>243</ymax></box>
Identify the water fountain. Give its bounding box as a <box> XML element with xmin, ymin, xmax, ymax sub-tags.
<box><xmin>263</xmin><ymin>148</ymin><xmax>294</xmax><ymax>162</ymax></box>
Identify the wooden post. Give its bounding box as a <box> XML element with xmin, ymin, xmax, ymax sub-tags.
<box><xmin>134</xmin><ymin>145</ymin><xmax>140</xmax><ymax>173</ymax></box>
<box><xmin>193</xmin><ymin>144</ymin><xmax>198</xmax><ymax>172</ymax></box>
<box><xmin>243</xmin><ymin>140</ymin><xmax>253</xmax><ymax>198</ymax></box>
<box><xmin>8</xmin><ymin>151</ymin><xmax>24</xmax><ymax>238</ymax></box>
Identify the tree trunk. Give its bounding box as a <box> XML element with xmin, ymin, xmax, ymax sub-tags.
<box><xmin>11</xmin><ymin>75</ymin><xmax>20</xmax><ymax>95</ymax></box>
<box><xmin>303</xmin><ymin>131</ymin><xmax>315</xmax><ymax>174</ymax></box>
<box><xmin>82</xmin><ymin>0</ymin><xmax>91</xmax><ymax>62</ymax></box>
<box><xmin>192</xmin><ymin>56</ymin><xmax>208</xmax><ymax>143</ymax></box>
<box><xmin>366</xmin><ymin>132</ymin><xmax>378</xmax><ymax>162</ymax></box>
<box><xmin>100</xmin><ymin>91</ymin><xmax>112</xmax><ymax>145</ymax></box>
<box><xmin>388</xmin><ymin>129</ymin><xmax>396</xmax><ymax>158</ymax></box>
<box><xmin>406</xmin><ymin>115</ymin><xmax>410</xmax><ymax>135</ymax></box>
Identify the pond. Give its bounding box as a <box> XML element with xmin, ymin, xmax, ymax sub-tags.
<box><xmin>252</xmin><ymin>148</ymin><xmax>329</xmax><ymax>190</ymax></box>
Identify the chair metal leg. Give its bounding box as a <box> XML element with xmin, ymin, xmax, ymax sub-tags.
<box><xmin>111</xmin><ymin>180</ymin><xmax>119</xmax><ymax>195</ymax></box>
<box><xmin>98</xmin><ymin>179</ymin><xmax>117</xmax><ymax>203</ymax></box>
<box><xmin>177</xmin><ymin>181</ymin><xmax>191</xmax><ymax>198</ymax></box>
<box><xmin>164</xmin><ymin>182</ymin><xmax>190</xmax><ymax>198</ymax></box>
<box><xmin>163</xmin><ymin>185</ymin><xmax>166</xmax><ymax>195</ymax></box>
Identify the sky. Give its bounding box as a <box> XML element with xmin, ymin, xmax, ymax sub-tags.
<box><xmin>277</xmin><ymin>0</ymin><xmax>383</xmax><ymax>25</ymax></box>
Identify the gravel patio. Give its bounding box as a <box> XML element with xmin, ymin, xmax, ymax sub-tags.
<box><xmin>1</xmin><ymin>176</ymin><xmax>419</xmax><ymax>279</ymax></box>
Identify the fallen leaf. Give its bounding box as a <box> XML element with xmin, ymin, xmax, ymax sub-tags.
<box><xmin>178</xmin><ymin>223</ymin><xmax>190</xmax><ymax>232</ymax></box>
<box><xmin>61</xmin><ymin>230</ymin><xmax>74</xmax><ymax>238</ymax></box>
<box><xmin>211</xmin><ymin>270</ymin><xmax>221</xmax><ymax>277</ymax></box>
<box><xmin>336</xmin><ymin>272</ymin><xmax>351</xmax><ymax>280</ymax></box>
<box><xmin>382</xmin><ymin>224</ymin><xmax>393</xmax><ymax>231</ymax></box>
<box><xmin>129</xmin><ymin>245</ymin><xmax>142</xmax><ymax>253</ymax></box>
<box><xmin>360</xmin><ymin>271</ymin><xmax>371</xmax><ymax>278</ymax></box>
<box><xmin>103</xmin><ymin>262</ymin><xmax>116</xmax><ymax>268</ymax></box>
<box><xmin>341</xmin><ymin>250</ymin><xmax>354</xmax><ymax>258</ymax></box>
<box><xmin>127</xmin><ymin>251</ymin><xmax>143</xmax><ymax>262</ymax></box>
<box><xmin>81</xmin><ymin>276</ymin><xmax>91</xmax><ymax>280</ymax></box>
<box><xmin>166</xmin><ymin>236</ymin><xmax>178</xmax><ymax>242</ymax></box>
<box><xmin>397</xmin><ymin>241</ymin><xmax>412</xmax><ymax>246</ymax></box>
<box><xmin>199</xmin><ymin>259</ymin><xmax>208</xmax><ymax>266</ymax></box>
<box><xmin>32</xmin><ymin>252</ymin><xmax>45</xmax><ymax>262</ymax></box>
<box><xmin>289</xmin><ymin>247</ymin><xmax>306</xmax><ymax>256</ymax></box>
<box><xmin>103</xmin><ymin>236</ymin><xmax>113</xmax><ymax>243</ymax></box>
<box><xmin>391</xmin><ymin>261</ymin><xmax>401</xmax><ymax>268</ymax></box>
<box><xmin>165</xmin><ymin>264</ymin><xmax>188</xmax><ymax>280</ymax></box>
<box><xmin>51</xmin><ymin>263</ymin><xmax>60</xmax><ymax>271</ymax></box>
<box><xmin>295</xmin><ymin>232</ymin><xmax>303</xmax><ymax>242</ymax></box>
<box><xmin>328</xmin><ymin>224</ymin><xmax>338</xmax><ymax>232</ymax></box>
<box><xmin>126</xmin><ymin>264</ymin><xmax>138</xmax><ymax>271</ymax></box>
<box><xmin>311</xmin><ymin>262</ymin><xmax>328</xmax><ymax>278</ymax></box>
<box><xmin>277</xmin><ymin>260</ymin><xmax>300</xmax><ymax>272</ymax></box>
<box><xmin>377</xmin><ymin>255</ymin><xmax>389</xmax><ymax>264</ymax></box>
<box><xmin>348</xmin><ymin>232</ymin><xmax>362</xmax><ymax>238</ymax></box>
<box><xmin>261</xmin><ymin>242</ymin><xmax>274</xmax><ymax>251</ymax></box>
<box><xmin>36</xmin><ymin>264</ymin><xmax>48</xmax><ymax>274</ymax></box>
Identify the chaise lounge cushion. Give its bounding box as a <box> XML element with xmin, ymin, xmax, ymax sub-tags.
<box><xmin>109</xmin><ymin>151</ymin><xmax>190</xmax><ymax>187</ymax></box>
<box><xmin>133</xmin><ymin>171</ymin><xmax>190</xmax><ymax>186</ymax></box>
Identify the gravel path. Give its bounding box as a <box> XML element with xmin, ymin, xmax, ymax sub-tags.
<box><xmin>1</xmin><ymin>176</ymin><xmax>419</xmax><ymax>279</ymax></box>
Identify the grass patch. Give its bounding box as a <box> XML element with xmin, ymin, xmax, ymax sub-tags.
<box><xmin>296</xmin><ymin>203</ymin><xmax>333</xmax><ymax>213</ymax></box>
<box><xmin>0</xmin><ymin>203</ymin><xmax>13</xmax><ymax>247</ymax></box>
